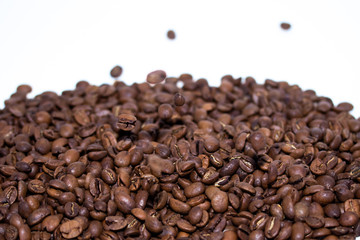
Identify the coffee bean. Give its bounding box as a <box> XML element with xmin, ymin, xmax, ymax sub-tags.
<box><xmin>184</xmin><ymin>182</ymin><xmax>205</xmax><ymax>198</ymax></box>
<box><xmin>167</xmin><ymin>30</ymin><xmax>176</xmax><ymax>40</ymax></box>
<box><xmin>114</xmin><ymin>192</ymin><xmax>135</xmax><ymax>214</ymax></box>
<box><xmin>60</xmin><ymin>220</ymin><xmax>83</xmax><ymax>239</ymax></box>
<box><xmin>281</xmin><ymin>22</ymin><xmax>291</xmax><ymax>30</ymax></box>
<box><xmin>104</xmin><ymin>216</ymin><xmax>127</xmax><ymax>231</ymax></box>
<box><xmin>28</xmin><ymin>179</ymin><xmax>45</xmax><ymax>194</ymax></box>
<box><xmin>42</xmin><ymin>214</ymin><xmax>63</xmax><ymax>232</ymax></box>
<box><xmin>174</xmin><ymin>92</ymin><xmax>185</xmax><ymax>106</ymax></box>
<box><xmin>177</xmin><ymin>219</ymin><xmax>196</xmax><ymax>233</ymax></box>
<box><xmin>339</xmin><ymin>211</ymin><xmax>359</xmax><ymax>227</ymax></box>
<box><xmin>169</xmin><ymin>198</ymin><xmax>191</xmax><ymax>214</ymax></box>
<box><xmin>64</xmin><ymin>202</ymin><xmax>80</xmax><ymax>218</ymax></box>
<box><xmin>188</xmin><ymin>206</ymin><xmax>203</xmax><ymax>225</ymax></box>
<box><xmin>117</xmin><ymin>113</ymin><xmax>137</xmax><ymax>131</ymax></box>
<box><xmin>291</xmin><ymin>222</ymin><xmax>304</xmax><ymax>240</ymax></box>
<box><xmin>27</xmin><ymin>208</ymin><xmax>51</xmax><ymax>226</ymax></box>
<box><xmin>205</xmin><ymin>186</ymin><xmax>228</xmax><ymax>213</ymax></box>
<box><xmin>146</xmin><ymin>70</ymin><xmax>167</xmax><ymax>84</ymax></box>
<box><xmin>248</xmin><ymin>229</ymin><xmax>265</xmax><ymax>240</ymax></box>
<box><xmin>158</xmin><ymin>103</ymin><xmax>174</xmax><ymax>120</ymax></box>
<box><xmin>110</xmin><ymin>65</ymin><xmax>123</xmax><ymax>78</ymax></box>
<box><xmin>145</xmin><ymin>215</ymin><xmax>163</xmax><ymax>233</ymax></box>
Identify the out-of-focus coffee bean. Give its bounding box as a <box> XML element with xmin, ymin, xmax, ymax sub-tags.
<box><xmin>146</xmin><ymin>70</ymin><xmax>167</xmax><ymax>84</ymax></box>
<box><xmin>174</xmin><ymin>92</ymin><xmax>185</xmax><ymax>106</ymax></box>
<box><xmin>110</xmin><ymin>65</ymin><xmax>123</xmax><ymax>78</ymax></box>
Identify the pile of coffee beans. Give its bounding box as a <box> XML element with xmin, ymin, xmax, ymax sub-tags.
<box><xmin>0</xmin><ymin>70</ymin><xmax>360</xmax><ymax>240</ymax></box>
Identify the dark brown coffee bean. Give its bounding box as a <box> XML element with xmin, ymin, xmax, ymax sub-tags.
<box><xmin>27</xmin><ymin>208</ymin><xmax>51</xmax><ymax>226</ymax></box>
<box><xmin>158</xmin><ymin>103</ymin><xmax>174</xmax><ymax>120</ymax></box>
<box><xmin>147</xmin><ymin>70</ymin><xmax>167</xmax><ymax>84</ymax></box>
<box><xmin>176</xmin><ymin>219</ymin><xmax>196</xmax><ymax>233</ymax></box>
<box><xmin>114</xmin><ymin>192</ymin><xmax>135</xmax><ymax>214</ymax></box>
<box><xmin>5</xmin><ymin>225</ymin><xmax>18</xmax><ymax>240</ymax></box>
<box><xmin>117</xmin><ymin>113</ymin><xmax>137</xmax><ymax>131</ymax></box>
<box><xmin>174</xmin><ymin>92</ymin><xmax>185</xmax><ymax>106</ymax></box>
<box><xmin>42</xmin><ymin>214</ymin><xmax>63</xmax><ymax>232</ymax></box>
<box><xmin>60</xmin><ymin>219</ymin><xmax>83</xmax><ymax>239</ymax></box>
<box><xmin>324</xmin><ymin>203</ymin><xmax>340</xmax><ymax>218</ymax></box>
<box><xmin>188</xmin><ymin>206</ymin><xmax>203</xmax><ymax>225</ymax></box>
<box><xmin>145</xmin><ymin>215</ymin><xmax>163</xmax><ymax>233</ymax></box>
<box><xmin>104</xmin><ymin>216</ymin><xmax>127</xmax><ymax>231</ymax></box>
<box><xmin>110</xmin><ymin>65</ymin><xmax>123</xmax><ymax>78</ymax></box>
<box><xmin>264</xmin><ymin>216</ymin><xmax>281</xmax><ymax>238</ymax></box>
<box><xmin>305</xmin><ymin>215</ymin><xmax>325</xmax><ymax>228</ymax></box>
<box><xmin>248</xmin><ymin>229</ymin><xmax>265</xmax><ymax>240</ymax></box>
<box><xmin>205</xmin><ymin>186</ymin><xmax>228</xmax><ymax>213</ymax></box>
<box><xmin>339</xmin><ymin>211</ymin><xmax>359</xmax><ymax>227</ymax></box>
<box><xmin>313</xmin><ymin>190</ymin><xmax>335</xmax><ymax>205</ymax></box>
<box><xmin>294</xmin><ymin>202</ymin><xmax>309</xmax><ymax>221</ymax></box>
<box><xmin>27</xmin><ymin>179</ymin><xmax>45</xmax><ymax>194</ymax></box>
<box><xmin>64</xmin><ymin>202</ymin><xmax>80</xmax><ymax>218</ymax></box>
<box><xmin>101</xmin><ymin>168</ymin><xmax>117</xmax><ymax>185</ymax></box>
<box><xmin>219</xmin><ymin>158</ymin><xmax>239</xmax><ymax>177</ymax></box>
<box><xmin>291</xmin><ymin>222</ymin><xmax>304</xmax><ymax>240</ymax></box>
<box><xmin>3</xmin><ymin>186</ymin><xmax>17</xmax><ymax>205</ymax></box>
<box><xmin>169</xmin><ymin>198</ymin><xmax>191</xmax><ymax>214</ymax></box>
<box><xmin>280</xmin><ymin>22</ymin><xmax>291</xmax><ymax>30</ymax></box>
<box><xmin>184</xmin><ymin>182</ymin><xmax>205</xmax><ymax>198</ymax></box>
<box><xmin>203</xmin><ymin>135</ymin><xmax>219</xmax><ymax>152</ymax></box>
<box><xmin>282</xmin><ymin>195</ymin><xmax>295</xmax><ymax>219</ymax></box>
<box><xmin>131</xmin><ymin>208</ymin><xmax>147</xmax><ymax>220</ymax></box>
<box><xmin>167</xmin><ymin>30</ymin><xmax>176</xmax><ymax>40</ymax></box>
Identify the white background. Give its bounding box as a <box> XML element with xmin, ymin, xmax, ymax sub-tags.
<box><xmin>0</xmin><ymin>0</ymin><xmax>360</xmax><ymax>117</ymax></box>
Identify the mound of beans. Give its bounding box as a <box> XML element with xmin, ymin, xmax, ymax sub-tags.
<box><xmin>0</xmin><ymin>71</ymin><xmax>360</xmax><ymax>240</ymax></box>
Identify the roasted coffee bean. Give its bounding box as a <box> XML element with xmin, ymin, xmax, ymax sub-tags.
<box><xmin>174</xmin><ymin>92</ymin><xmax>185</xmax><ymax>106</ymax></box>
<box><xmin>114</xmin><ymin>191</ymin><xmax>135</xmax><ymax>214</ymax></box>
<box><xmin>27</xmin><ymin>208</ymin><xmax>51</xmax><ymax>226</ymax></box>
<box><xmin>147</xmin><ymin>70</ymin><xmax>167</xmax><ymax>84</ymax></box>
<box><xmin>248</xmin><ymin>229</ymin><xmax>265</xmax><ymax>240</ymax></box>
<box><xmin>167</xmin><ymin>30</ymin><xmax>176</xmax><ymax>40</ymax></box>
<box><xmin>64</xmin><ymin>202</ymin><xmax>80</xmax><ymax>218</ymax></box>
<box><xmin>264</xmin><ymin>216</ymin><xmax>281</xmax><ymax>238</ymax></box>
<box><xmin>116</xmin><ymin>113</ymin><xmax>137</xmax><ymax>131</ymax></box>
<box><xmin>110</xmin><ymin>65</ymin><xmax>123</xmax><ymax>78</ymax></box>
<box><xmin>169</xmin><ymin>198</ymin><xmax>191</xmax><ymax>214</ymax></box>
<box><xmin>184</xmin><ymin>182</ymin><xmax>205</xmax><ymax>198</ymax></box>
<box><xmin>104</xmin><ymin>216</ymin><xmax>127</xmax><ymax>231</ymax></box>
<box><xmin>28</xmin><ymin>179</ymin><xmax>45</xmax><ymax>194</ymax></box>
<box><xmin>42</xmin><ymin>214</ymin><xmax>63</xmax><ymax>232</ymax></box>
<box><xmin>339</xmin><ymin>211</ymin><xmax>359</xmax><ymax>227</ymax></box>
<box><xmin>60</xmin><ymin>220</ymin><xmax>83</xmax><ymax>239</ymax></box>
<box><xmin>281</xmin><ymin>22</ymin><xmax>291</xmax><ymax>30</ymax></box>
<box><xmin>291</xmin><ymin>222</ymin><xmax>305</xmax><ymax>240</ymax></box>
<box><xmin>145</xmin><ymin>215</ymin><xmax>163</xmax><ymax>233</ymax></box>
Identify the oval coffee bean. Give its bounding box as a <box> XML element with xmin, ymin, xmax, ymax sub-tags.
<box><xmin>27</xmin><ymin>208</ymin><xmax>51</xmax><ymax>226</ymax></box>
<box><xmin>169</xmin><ymin>198</ymin><xmax>191</xmax><ymax>214</ymax></box>
<box><xmin>60</xmin><ymin>220</ymin><xmax>83</xmax><ymax>239</ymax></box>
<box><xmin>184</xmin><ymin>182</ymin><xmax>205</xmax><ymax>198</ymax></box>
<box><xmin>114</xmin><ymin>192</ymin><xmax>135</xmax><ymax>214</ymax></box>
